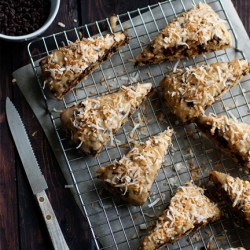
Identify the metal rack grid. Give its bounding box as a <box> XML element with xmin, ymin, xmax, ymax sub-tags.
<box><xmin>27</xmin><ymin>0</ymin><xmax>250</xmax><ymax>249</ymax></box>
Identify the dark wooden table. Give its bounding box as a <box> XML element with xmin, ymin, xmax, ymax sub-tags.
<box><xmin>0</xmin><ymin>0</ymin><xmax>249</xmax><ymax>249</ymax></box>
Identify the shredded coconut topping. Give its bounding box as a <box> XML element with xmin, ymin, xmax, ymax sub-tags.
<box><xmin>135</xmin><ymin>3</ymin><xmax>232</xmax><ymax>66</ymax></box>
<box><xmin>211</xmin><ymin>171</ymin><xmax>250</xmax><ymax>227</ymax></box>
<box><xmin>60</xmin><ymin>83</ymin><xmax>152</xmax><ymax>157</ymax></box>
<box><xmin>160</xmin><ymin>59</ymin><xmax>250</xmax><ymax>124</ymax></box>
<box><xmin>96</xmin><ymin>129</ymin><xmax>173</xmax><ymax>206</ymax></box>
<box><xmin>197</xmin><ymin>114</ymin><xmax>250</xmax><ymax>170</ymax></box>
<box><xmin>40</xmin><ymin>32</ymin><xmax>129</xmax><ymax>99</ymax></box>
<box><xmin>138</xmin><ymin>182</ymin><xmax>220</xmax><ymax>250</ymax></box>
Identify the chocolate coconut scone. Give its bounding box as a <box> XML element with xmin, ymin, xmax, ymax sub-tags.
<box><xmin>138</xmin><ymin>182</ymin><xmax>221</xmax><ymax>250</ymax></box>
<box><xmin>196</xmin><ymin>114</ymin><xmax>250</xmax><ymax>170</ymax></box>
<box><xmin>160</xmin><ymin>59</ymin><xmax>250</xmax><ymax>124</ymax></box>
<box><xmin>135</xmin><ymin>3</ymin><xmax>232</xmax><ymax>66</ymax></box>
<box><xmin>40</xmin><ymin>32</ymin><xmax>131</xmax><ymax>99</ymax></box>
<box><xmin>210</xmin><ymin>171</ymin><xmax>250</xmax><ymax>235</ymax></box>
<box><xmin>60</xmin><ymin>83</ymin><xmax>152</xmax><ymax>157</ymax></box>
<box><xmin>96</xmin><ymin>129</ymin><xmax>173</xmax><ymax>206</ymax></box>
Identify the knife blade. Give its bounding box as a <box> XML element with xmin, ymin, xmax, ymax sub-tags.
<box><xmin>6</xmin><ymin>97</ymin><xmax>69</xmax><ymax>250</ymax></box>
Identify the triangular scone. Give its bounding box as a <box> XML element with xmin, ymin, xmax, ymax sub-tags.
<box><xmin>196</xmin><ymin>114</ymin><xmax>250</xmax><ymax>170</ymax></box>
<box><xmin>210</xmin><ymin>171</ymin><xmax>250</xmax><ymax>235</ymax></box>
<box><xmin>96</xmin><ymin>129</ymin><xmax>173</xmax><ymax>206</ymax></box>
<box><xmin>40</xmin><ymin>32</ymin><xmax>131</xmax><ymax>99</ymax></box>
<box><xmin>60</xmin><ymin>83</ymin><xmax>152</xmax><ymax>157</ymax></box>
<box><xmin>138</xmin><ymin>182</ymin><xmax>221</xmax><ymax>250</ymax></box>
<box><xmin>135</xmin><ymin>3</ymin><xmax>231</xmax><ymax>66</ymax></box>
<box><xmin>160</xmin><ymin>59</ymin><xmax>250</xmax><ymax>124</ymax></box>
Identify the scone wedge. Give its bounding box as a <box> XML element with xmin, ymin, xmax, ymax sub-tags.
<box><xmin>96</xmin><ymin>129</ymin><xmax>173</xmax><ymax>206</ymax></box>
<box><xmin>138</xmin><ymin>182</ymin><xmax>221</xmax><ymax>250</ymax></box>
<box><xmin>60</xmin><ymin>83</ymin><xmax>152</xmax><ymax>157</ymax></box>
<box><xmin>210</xmin><ymin>171</ymin><xmax>250</xmax><ymax>235</ymax></box>
<box><xmin>40</xmin><ymin>32</ymin><xmax>131</xmax><ymax>99</ymax></box>
<box><xmin>160</xmin><ymin>59</ymin><xmax>250</xmax><ymax>124</ymax></box>
<box><xmin>135</xmin><ymin>3</ymin><xmax>232</xmax><ymax>66</ymax></box>
<box><xmin>196</xmin><ymin>114</ymin><xmax>250</xmax><ymax>170</ymax></box>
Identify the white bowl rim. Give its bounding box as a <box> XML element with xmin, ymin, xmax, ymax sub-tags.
<box><xmin>0</xmin><ymin>0</ymin><xmax>60</xmax><ymax>41</ymax></box>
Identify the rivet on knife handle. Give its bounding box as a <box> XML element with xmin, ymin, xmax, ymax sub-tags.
<box><xmin>5</xmin><ymin>97</ymin><xmax>69</xmax><ymax>250</ymax></box>
<box><xmin>36</xmin><ymin>190</ymin><xmax>69</xmax><ymax>250</ymax></box>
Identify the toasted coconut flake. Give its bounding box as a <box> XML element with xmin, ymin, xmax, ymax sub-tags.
<box><xmin>148</xmin><ymin>198</ymin><xmax>161</xmax><ymax>208</ymax></box>
<box><xmin>58</xmin><ymin>22</ymin><xmax>66</xmax><ymax>28</ymax></box>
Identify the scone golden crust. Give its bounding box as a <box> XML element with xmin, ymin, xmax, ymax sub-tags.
<box><xmin>210</xmin><ymin>171</ymin><xmax>250</xmax><ymax>235</ymax></box>
<box><xmin>60</xmin><ymin>83</ymin><xmax>152</xmax><ymax>157</ymax></box>
<box><xmin>160</xmin><ymin>59</ymin><xmax>250</xmax><ymax>124</ymax></box>
<box><xmin>135</xmin><ymin>3</ymin><xmax>232</xmax><ymax>66</ymax></box>
<box><xmin>96</xmin><ymin>129</ymin><xmax>173</xmax><ymax>206</ymax></box>
<box><xmin>40</xmin><ymin>32</ymin><xmax>131</xmax><ymax>99</ymax></box>
<box><xmin>196</xmin><ymin>114</ymin><xmax>250</xmax><ymax>170</ymax></box>
<box><xmin>138</xmin><ymin>182</ymin><xmax>221</xmax><ymax>250</ymax></box>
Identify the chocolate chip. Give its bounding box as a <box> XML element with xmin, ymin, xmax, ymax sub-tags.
<box><xmin>24</xmin><ymin>13</ymin><xmax>30</xmax><ymax>19</ymax></box>
<box><xmin>163</xmin><ymin>47</ymin><xmax>174</xmax><ymax>56</ymax></box>
<box><xmin>149</xmin><ymin>44</ymin><xmax>154</xmax><ymax>52</ymax></box>
<box><xmin>24</xmin><ymin>22</ymin><xmax>30</xmax><ymax>28</ymax></box>
<box><xmin>197</xmin><ymin>44</ymin><xmax>207</xmax><ymax>54</ymax></box>
<box><xmin>0</xmin><ymin>0</ymin><xmax>50</xmax><ymax>36</ymax></box>
<box><xmin>31</xmin><ymin>12</ymin><xmax>36</xmax><ymax>18</ymax></box>
<box><xmin>187</xmin><ymin>101</ymin><xmax>194</xmax><ymax>108</ymax></box>
<box><xmin>17</xmin><ymin>7</ymin><xmax>23</xmax><ymax>12</ymax></box>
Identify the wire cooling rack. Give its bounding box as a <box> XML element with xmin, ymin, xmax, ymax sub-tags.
<box><xmin>28</xmin><ymin>0</ymin><xmax>250</xmax><ymax>249</ymax></box>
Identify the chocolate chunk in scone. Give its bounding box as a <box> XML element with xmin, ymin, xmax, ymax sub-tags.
<box><xmin>210</xmin><ymin>171</ymin><xmax>250</xmax><ymax>236</ymax></box>
<box><xmin>138</xmin><ymin>182</ymin><xmax>221</xmax><ymax>250</ymax></box>
<box><xmin>135</xmin><ymin>3</ymin><xmax>232</xmax><ymax>66</ymax></box>
<box><xmin>196</xmin><ymin>114</ymin><xmax>250</xmax><ymax>171</ymax></box>
<box><xmin>96</xmin><ymin>129</ymin><xmax>173</xmax><ymax>206</ymax></box>
<box><xmin>40</xmin><ymin>32</ymin><xmax>131</xmax><ymax>100</ymax></box>
<box><xmin>60</xmin><ymin>83</ymin><xmax>152</xmax><ymax>157</ymax></box>
<box><xmin>160</xmin><ymin>59</ymin><xmax>250</xmax><ymax>124</ymax></box>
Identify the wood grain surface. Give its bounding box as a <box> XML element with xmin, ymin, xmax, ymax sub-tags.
<box><xmin>0</xmin><ymin>0</ymin><xmax>249</xmax><ymax>249</ymax></box>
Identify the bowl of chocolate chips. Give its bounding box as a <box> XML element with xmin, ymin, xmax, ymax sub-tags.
<box><xmin>0</xmin><ymin>0</ymin><xmax>60</xmax><ymax>42</ymax></box>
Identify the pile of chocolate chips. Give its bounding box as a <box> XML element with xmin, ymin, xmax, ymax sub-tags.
<box><xmin>0</xmin><ymin>0</ymin><xmax>50</xmax><ymax>36</ymax></box>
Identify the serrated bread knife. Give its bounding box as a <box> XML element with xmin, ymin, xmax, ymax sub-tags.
<box><xmin>6</xmin><ymin>97</ymin><xmax>69</xmax><ymax>250</ymax></box>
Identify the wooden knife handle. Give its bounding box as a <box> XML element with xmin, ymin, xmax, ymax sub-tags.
<box><xmin>35</xmin><ymin>190</ymin><xmax>70</xmax><ymax>250</ymax></box>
